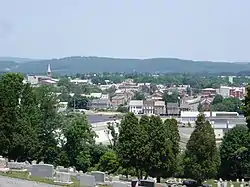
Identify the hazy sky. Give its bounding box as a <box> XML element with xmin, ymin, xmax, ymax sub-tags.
<box><xmin>0</xmin><ymin>0</ymin><xmax>249</xmax><ymax>61</ymax></box>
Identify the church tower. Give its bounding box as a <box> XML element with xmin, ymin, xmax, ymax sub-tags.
<box><xmin>47</xmin><ymin>64</ymin><xmax>52</xmax><ymax>77</ymax></box>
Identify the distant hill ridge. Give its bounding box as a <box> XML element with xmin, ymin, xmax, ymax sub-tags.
<box><xmin>0</xmin><ymin>56</ymin><xmax>250</xmax><ymax>74</ymax></box>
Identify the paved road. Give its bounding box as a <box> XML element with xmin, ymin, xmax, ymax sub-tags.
<box><xmin>0</xmin><ymin>175</ymin><xmax>61</xmax><ymax>187</ymax></box>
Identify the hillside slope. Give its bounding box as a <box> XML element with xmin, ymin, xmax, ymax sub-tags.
<box><xmin>1</xmin><ymin>56</ymin><xmax>250</xmax><ymax>74</ymax></box>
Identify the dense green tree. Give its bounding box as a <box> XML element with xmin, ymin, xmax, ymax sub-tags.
<box><xmin>64</xmin><ymin>113</ymin><xmax>96</xmax><ymax>171</ymax></box>
<box><xmin>116</xmin><ymin>113</ymin><xmax>141</xmax><ymax>178</ymax></box>
<box><xmin>213</xmin><ymin>97</ymin><xmax>242</xmax><ymax>113</ymax></box>
<box><xmin>35</xmin><ymin>85</ymin><xmax>64</xmax><ymax>164</ymax></box>
<box><xmin>57</xmin><ymin>77</ymin><xmax>72</xmax><ymax>93</ymax></box>
<box><xmin>184</xmin><ymin>114</ymin><xmax>220</xmax><ymax>184</ymax></box>
<box><xmin>164</xmin><ymin>119</ymin><xmax>180</xmax><ymax>174</ymax></box>
<box><xmin>16</xmin><ymin>83</ymin><xmax>40</xmax><ymax>161</ymax></box>
<box><xmin>68</xmin><ymin>95</ymin><xmax>89</xmax><ymax>110</ymax></box>
<box><xmin>212</xmin><ymin>95</ymin><xmax>223</xmax><ymax>105</ymax></box>
<box><xmin>89</xmin><ymin>144</ymin><xmax>109</xmax><ymax>168</ymax></box>
<box><xmin>148</xmin><ymin>116</ymin><xmax>174</xmax><ymax>182</ymax></box>
<box><xmin>219</xmin><ymin>125</ymin><xmax>250</xmax><ymax>179</ymax></box>
<box><xmin>137</xmin><ymin>115</ymin><xmax>151</xmax><ymax>179</ymax></box>
<box><xmin>98</xmin><ymin>150</ymin><xmax>119</xmax><ymax>174</ymax></box>
<box><xmin>0</xmin><ymin>73</ymin><xmax>40</xmax><ymax>161</ymax></box>
<box><xmin>243</xmin><ymin>86</ymin><xmax>250</xmax><ymax>130</ymax></box>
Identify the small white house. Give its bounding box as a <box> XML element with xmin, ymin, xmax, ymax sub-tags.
<box><xmin>129</xmin><ymin>100</ymin><xmax>143</xmax><ymax>114</ymax></box>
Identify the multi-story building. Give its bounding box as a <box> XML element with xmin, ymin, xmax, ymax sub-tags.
<box><xmin>129</xmin><ymin>100</ymin><xmax>143</xmax><ymax>114</ymax></box>
<box><xmin>143</xmin><ymin>100</ymin><xmax>155</xmax><ymax>115</ymax></box>
<box><xmin>154</xmin><ymin>101</ymin><xmax>166</xmax><ymax>115</ymax></box>
<box><xmin>218</xmin><ymin>86</ymin><xmax>245</xmax><ymax>99</ymax></box>
<box><xmin>202</xmin><ymin>88</ymin><xmax>216</xmax><ymax>98</ymax></box>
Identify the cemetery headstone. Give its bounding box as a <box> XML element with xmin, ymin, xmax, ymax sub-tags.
<box><xmin>31</xmin><ymin>164</ymin><xmax>54</xmax><ymax>178</ymax></box>
<box><xmin>237</xmin><ymin>179</ymin><xmax>239</xmax><ymax>183</ymax></box>
<box><xmin>54</xmin><ymin>171</ymin><xmax>73</xmax><ymax>184</ymax></box>
<box><xmin>240</xmin><ymin>184</ymin><xmax>244</xmax><ymax>187</ymax></box>
<box><xmin>80</xmin><ymin>174</ymin><xmax>96</xmax><ymax>187</ymax></box>
<box><xmin>132</xmin><ymin>180</ymin><xmax>155</xmax><ymax>187</ymax></box>
<box><xmin>223</xmin><ymin>181</ymin><xmax>227</xmax><ymax>187</ymax></box>
<box><xmin>0</xmin><ymin>156</ymin><xmax>6</xmax><ymax>168</ymax></box>
<box><xmin>91</xmin><ymin>171</ymin><xmax>105</xmax><ymax>183</ymax></box>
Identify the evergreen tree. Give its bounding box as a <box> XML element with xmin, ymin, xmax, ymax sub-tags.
<box><xmin>148</xmin><ymin>116</ymin><xmax>174</xmax><ymax>183</ymax></box>
<box><xmin>219</xmin><ymin>125</ymin><xmax>250</xmax><ymax>179</ymax></box>
<box><xmin>184</xmin><ymin>113</ymin><xmax>220</xmax><ymax>184</ymax></box>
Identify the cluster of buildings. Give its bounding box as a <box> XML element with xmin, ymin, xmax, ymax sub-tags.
<box><xmin>24</xmin><ymin>65</ymin><xmax>247</xmax><ymax>115</ymax></box>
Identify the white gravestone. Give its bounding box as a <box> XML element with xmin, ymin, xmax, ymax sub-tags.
<box><xmin>54</xmin><ymin>171</ymin><xmax>73</xmax><ymax>184</ymax></box>
<box><xmin>80</xmin><ymin>174</ymin><xmax>96</xmax><ymax>187</ymax></box>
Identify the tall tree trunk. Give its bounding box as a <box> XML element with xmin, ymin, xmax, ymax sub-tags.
<box><xmin>140</xmin><ymin>170</ymin><xmax>143</xmax><ymax>180</ymax></box>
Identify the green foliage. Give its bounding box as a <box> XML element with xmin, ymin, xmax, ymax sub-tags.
<box><xmin>164</xmin><ymin>119</ymin><xmax>180</xmax><ymax>157</ymax></box>
<box><xmin>116</xmin><ymin>113</ymin><xmax>140</xmax><ymax>173</ymax></box>
<box><xmin>68</xmin><ymin>95</ymin><xmax>89</xmax><ymax>109</ymax></box>
<box><xmin>212</xmin><ymin>95</ymin><xmax>223</xmax><ymax>105</ymax></box>
<box><xmin>98</xmin><ymin>150</ymin><xmax>120</xmax><ymax>174</ymax></box>
<box><xmin>243</xmin><ymin>86</ymin><xmax>250</xmax><ymax>130</ymax></box>
<box><xmin>147</xmin><ymin>116</ymin><xmax>175</xmax><ymax>182</ymax></box>
<box><xmin>212</xmin><ymin>97</ymin><xmax>242</xmax><ymax>113</ymax></box>
<box><xmin>219</xmin><ymin>125</ymin><xmax>250</xmax><ymax>179</ymax></box>
<box><xmin>116</xmin><ymin>105</ymin><xmax>129</xmax><ymax>113</ymax></box>
<box><xmin>0</xmin><ymin>73</ymin><xmax>36</xmax><ymax>160</ymax></box>
<box><xmin>184</xmin><ymin>114</ymin><xmax>220</xmax><ymax>184</ymax></box>
<box><xmin>64</xmin><ymin>114</ymin><xmax>96</xmax><ymax>171</ymax></box>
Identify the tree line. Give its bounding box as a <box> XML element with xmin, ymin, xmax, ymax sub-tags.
<box><xmin>1</xmin><ymin>73</ymin><xmax>250</xmax><ymax>184</ymax></box>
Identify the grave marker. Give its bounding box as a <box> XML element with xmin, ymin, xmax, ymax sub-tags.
<box><xmin>80</xmin><ymin>174</ymin><xmax>96</xmax><ymax>187</ymax></box>
<box><xmin>91</xmin><ymin>171</ymin><xmax>105</xmax><ymax>183</ymax></box>
<box><xmin>31</xmin><ymin>164</ymin><xmax>54</xmax><ymax>178</ymax></box>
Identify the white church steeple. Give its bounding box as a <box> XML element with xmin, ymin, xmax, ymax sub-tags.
<box><xmin>47</xmin><ymin>64</ymin><xmax>52</xmax><ymax>77</ymax></box>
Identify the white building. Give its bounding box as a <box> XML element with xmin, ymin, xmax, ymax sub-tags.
<box><xmin>218</xmin><ymin>86</ymin><xmax>231</xmax><ymax>98</ymax></box>
<box><xmin>129</xmin><ymin>100</ymin><xmax>143</xmax><ymax>114</ymax></box>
